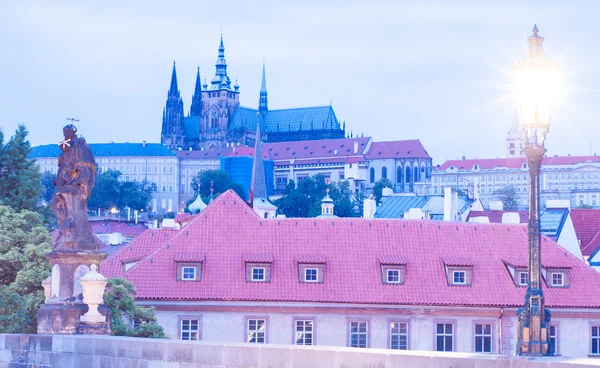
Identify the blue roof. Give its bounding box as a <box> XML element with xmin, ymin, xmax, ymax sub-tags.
<box><xmin>540</xmin><ymin>208</ymin><xmax>568</xmax><ymax>238</ymax></box>
<box><xmin>28</xmin><ymin>142</ymin><xmax>176</xmax><ymax>159</ymax></box>
<box><xmin>184</xmin><ymin>116</ymin><xmax>200</xmax><ymax>141</ymax></box>
<box><xmin>374</xmin><ymin>195</ymin><xmax>474</xmax><ymax>219</ymax></box>
<box><xmin>230</xmin><ymin>106</ymin><xmax>340</xmax><ymax>133</ymax></box>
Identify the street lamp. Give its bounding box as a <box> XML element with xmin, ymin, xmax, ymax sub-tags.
<box><xmin>513</xmin><ymin>25</ymin><xmax>562</xmax><ymax>356</ymax></box>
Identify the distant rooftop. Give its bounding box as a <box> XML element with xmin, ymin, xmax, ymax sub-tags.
<box><xmin>29</xmin><ymin>142</ymin><xmax>176</xmax><ymax>158</ymax></box>
<box><xmin>437</xmin><ymin>155</ymin><xmax>600</xmax><ymax>171</ymax></box>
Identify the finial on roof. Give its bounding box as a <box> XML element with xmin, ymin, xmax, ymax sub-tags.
<box><xmin>532</xmin><ymin>24</ymin><xmax>538</xmax><ymax>36</ymax></box>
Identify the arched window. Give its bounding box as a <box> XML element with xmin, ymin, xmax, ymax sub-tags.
<box><xmin>396</xmin><ymin>166</ymin><xmax>403</xmax><ymax>183</ymax></box>
<box><xmin>414</xmin><ymin>167</ymin><xmax>419</xmax><ymax>182</ymax></box>
<box><xmin>382</xmin><ymin>166</ymin><xmax>388</xmax><ymax>179</ymax></box>
<box><xmin>370</xmin><ymin>168</ymin><xmax>375</xmax><ymax>183</ymax></box>
<box><xmin>405</xmin><ymin>166</ymin><xmax>411</xmax><ymax>183</ymax></box>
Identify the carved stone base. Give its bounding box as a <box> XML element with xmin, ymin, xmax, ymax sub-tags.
<box><xmin>37</xmin><ymin>303</ymin><xmax>111</xmax><ymax>335</ymax></box>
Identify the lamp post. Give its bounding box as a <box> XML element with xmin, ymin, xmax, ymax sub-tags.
<box><xmin>513</xmin><ymin>25</ymin><xmax>561</xmax><ymax>356</ymax></box>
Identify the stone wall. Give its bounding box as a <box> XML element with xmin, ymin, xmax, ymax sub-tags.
<box><xmin>0</xmin><ymin>333</ymin><xmax>597</xmax><ymax>368</ymax></box>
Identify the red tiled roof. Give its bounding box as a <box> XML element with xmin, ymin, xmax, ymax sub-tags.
<box><xmin>296</xmin><ymin>254</ymin><xmax>327</xmax><ymax>264</ymax></box>
<box><xmin>173</xmin><ymin>251</ymin><xmax>205</xmax><ymax>262</ymax></box>
<box><xmin>265</xmin><ymin>137</ymin><xmax>371</xmax><ymax>162</ymax></box>
<box><xmin>101</xmin><ymin>229</ymin><xmax>178</xmax><ymax>277</ymax></box>
<box><xmin>571</xmin><ymin>209</ymin><xmax>600</xmax><ymax>256</ymax></box>
<box><xmin>442</xmin><ymin>257</ymin><xmax>474</xmax><ymax>266</ymax></box>
<box><xmin>378</xmin><ymin>255</ymin><xmax>408</xmax><ymax>265</ymax></box>
<box><xmin>105</xmin><ymin>190</ymin><xmax>600</xmax><ymax>308</ymax></box>
<box><xmin>176</xmin><ymin>147</ymin><xmax>234</xmax><ymax>159</ymax></box>
<box><xmin>364</xmin><ymin>140</ymin><xmax>430</xmax><ymax>159</ymax></box>
<box><xmin>438</xmin><ymin>155</ymin><xmax>600</xmax><ymax>170</ymax></box>
<box><xmin>467</xmin><ymin>210</ymin><xmax>529</xmax><ymax>224</ymax></box>
<box><xmin>244</xmin><ymin>253</ymin><xmax>274</xmax><ymax>263</ymax></box>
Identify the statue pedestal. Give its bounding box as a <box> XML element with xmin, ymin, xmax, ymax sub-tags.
<box><xmin>37</xmin><ymin>250</ymin><xmax>111</xmax><ymax>335</ymax></box>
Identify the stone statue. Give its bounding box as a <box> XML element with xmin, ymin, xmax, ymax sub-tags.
<box><xmin>51</xmin><ymin>124</ymin><xmax>98</xmax><ymax>250</ymax></box>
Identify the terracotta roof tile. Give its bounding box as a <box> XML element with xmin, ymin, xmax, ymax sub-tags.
<box><xmin>571</xmin><ymin>209</ymin><xmax>600</xmax><ymax>256</ymax></box>
<box><xmin>442</xmin><ymin>257</ymin><xmax>474</xmax><ymax>266</ymax></box>
<box><xmin>173</xmin><ymin>251</ymin><xmax>205</xmax><ymax>262</ymax></box>
<box><xmin>296</xmin><ymin>254</ymin><xmax>327</xmax><ymax>264</ymax></box>
<box><xmin>378</xmin><ymin>255</ymin><xmax>408</xmax><ymax>265</ymax></box>
<box><xmin>114</xmin><ymin>190</ymin><xmax>600</xmax><ymax>308</ymax></box>
<box><xmin>365</xmin><ymin>140</ymin><xmax>430</xmax><ymax>159</ymax></box>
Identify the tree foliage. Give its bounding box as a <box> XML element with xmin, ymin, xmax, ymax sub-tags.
<box><xmin>493</xmin><ymin>185</ymin><xmax>520</xmax><ymax>210</ymax></box>
<box><xmin>373</xmin><ymin>178</ymin><xmax>393</xmax><ymax>204</ymax></box>
<box><xmin>40</xmin><ymin>171</ymin><xmax>56</xmax><ymax>205</ymax></box>
<box><xmin>0</xmin><ymin>286</ymin><xmax>27</xmax><ymax>333</ymax></box>
<box><xmin>0</xmin><ymin>125</ymin><xmax>42</xmax><ymax>212</ymax></box>
<box><xmin>187</xmin><ymin>170</ymin><xmax>245</xmax><ymax>209</ymax></box>
<box><xmin>88</xmin><ymin>170</ymin><xmax>155</xmax><ymax>212</ymax></box>
<box><xmin>0</xmin><ymin>206</ymin><xmax>52</xmax><ymax>333</ymax></box>
<box><xmin>275</xmin><ymin>175</ymin><xmax>361</xmax><ymax>218</ymax></box>
<box><xmin>104</xmin><ymin>277</ymin><xmax>167</xmax><ymax>338</ymax></box>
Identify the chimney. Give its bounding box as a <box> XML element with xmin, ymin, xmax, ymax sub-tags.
<box><xmin>142</xmin><ymin>140</ymin><xmax>147</xmax><ymax>147</ymax></box>
<box><xmin>443</xmin><ymin>187</ymin><xmax>458</xmax><ymax>222</ymax></box>
<box><xmin>189</xmin><ymin>147</ymin><xmax>192</xmax><ymax>151</ymax></box>
<box><xmin>353</xmin><ymin>141</ymin><xmax>358</xmax><ymax>154</ymax></box>
<box><xmin>363</xmin><ymin>197</ymin><xmax>377</xmax><ymax>219</ymax></box>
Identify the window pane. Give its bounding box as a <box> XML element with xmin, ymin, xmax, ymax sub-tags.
<box><xmin>483</xmin><ymin>336</ymin><xmax>491</xmax><ymax>352</ymax></box>
<box><xmin>437</xmin><ymin>324</ymin><xmax>444</xmax><ymax>334</ymax></box>
<box><xmin>475</xmin><ymin>337</ymin><xmax>482</xmax><ymax>352</ymax></box>
<box><xmin>436</xmin><ymin>336</ymin><xmax>444</xmax><ymax>351</ymax></box>
<box><xmin>445</xmin><ymin>336</ymin><xmax>453</xmax><ymax>351</ymax></box>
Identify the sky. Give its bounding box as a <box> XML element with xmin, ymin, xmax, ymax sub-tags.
<box><xmin>1</xmin><ymin>0</ymin><xmax>599</xmax><ymax>164</ymax></box>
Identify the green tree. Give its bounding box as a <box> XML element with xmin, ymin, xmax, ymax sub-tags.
<box><xmin>89</xmin><ymin>170</ymin><xmax>155</xmax><ymax>212</ymax></box>
<box><xmin>329</xmin><ymin>180</ymin><xmax>356</xmax><ymax>217</ymax></box>
<box><xmin>189</xmin><ymin>170</ymin><xmax>245</xmax><ymax>205</ymax></box>
<box><xmin>0</xmin><ymin>125</ymin><xmax>42</xmax><ymax>212</ymax></box>
<box><xmin>40</xmin><ymin>171</ymin><xmax>56</xmax><ymax>204</ymax></box>
<box><xmin>0</xmin><ymin>286</ymin><xmax>27</xmax><ymax>333</ymax></box>
<box><xmin>104</xmin><ymin>278</ymin><xmax>167</xmax><ymax>338</ymax></box>
<box><xmin>0</xmin><ymin>206</ymin><xmax>52</xmax><ymax>332</ymax></box>
<box><xmin>373</xmin><ymin>178</ymin><xmax>393</xmax><ymax>204</ymax></box>
<box><xmin>493</xmin><ymin>185</ymin><xmax>520</xmax><ymax>210</ymax></box>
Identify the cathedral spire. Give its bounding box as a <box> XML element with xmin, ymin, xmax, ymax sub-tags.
<box><xmin>190</xmin><ymin>67</ymin><xmax>203</xmax><ymax>117</ymax></box>
<box><xmin>250</xmin><ymin>115</ymin><xmax>267</xmax><ymax>200</ymax></box>
<box><xmin>211</xmin><ymin>34</ymin><xmax>230</xmax><ymax>90</ymax></box>
<box><xmin>259</xmin><ymin>62</ymin><xmax>268</xmax><ymax>113</ymax></box>
<box><xmin>169</xmin><ymin>61</ymin><xmax>179</xmax><ymax>95</ymax></box>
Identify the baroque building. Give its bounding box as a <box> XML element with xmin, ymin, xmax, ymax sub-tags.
<box><xmin>160</xmin><ymin>36</ymin><xmax>345</xmax><ymax>152</ymax></box>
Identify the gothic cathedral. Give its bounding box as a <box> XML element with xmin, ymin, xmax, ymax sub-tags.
<box><xmin>161</xmin><ymin>36</ymin><xmax>346</xmax><ymax>152</ymax></box>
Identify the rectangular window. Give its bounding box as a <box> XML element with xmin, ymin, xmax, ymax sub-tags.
<box><xmin>182</xmin><ymin>267</ymin><xmax>196</xmax><ymax>280</ymax></box>
<box><xmin>474</xmin><ymin>323</ymin><xmax>492</xmax><ymax>353</ymax></box>
<box><xmin>519</xmin><ymin>271</ymin><xmax>528</xmax><ymax>286</ymax></box>
<box><xmin>247</xmin><ymin>319</ymin><xmax>266</xmax><ymax>344</ymax></box>
<box><xmin>436</xmin><ymin>323</ymin><xmax>454</xmax><ymax>352</ymax></box>
<box><xmin>349</xmin><ymin>321</ymin><xmax>368</xmax><ymax>348</ymax></box>
<box><xmin>453</xmin><ymin>271</ymin><xmax>466</xmax><ymax>285</ymax></box>
<box><xmin>387</xmin><ymin>269</ymin><xmax>400</xmax><ymax>283</ymax></box>
<box><xmin>252</xmin><ymin>267</ymin><xmax>265</xmax><ymax>281</ymax></box>
<box><xmin>295</xmin><ymin>320</ymin><xmax>314</xmax><ymax>345</ymax></box>
<box><xmin>304</xmin><ymin>268</ymin><xmax>318</xmax><ymax>282</ymax></box>
<box><xmin>390</xmin><ymin>322</ymin><xmax>408</xmax><ymax>350</ymax></box>
<box><xmin>552</xmin><ymin>273</ymin><xmax>564</xmax><ymax>286</ymax></box>
<box><xmin>181</xmin><ymin>319</ymin><xmax>200</xmax><ymax>340</ymax></box>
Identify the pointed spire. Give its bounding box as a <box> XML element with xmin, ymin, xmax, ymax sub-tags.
<box><xmin>190</xmin><ymin>67</ymin><xmax>203</xmax><ymax>117</ymax></box>
<box><xmin>212</xmin><ymin>34</ymin><xmax>230</xmax><ymax>90</ymax></box>
<box><xmin>169</xmin><ymin>61</ymin><xmax>179</xmax><ymax>95</ymax></box>
<box><xmin>259</xmin><ymin>62</ymin><xmax>268</xmax><ymax>113</ymax></box>
<box><xmin>250</xmin><ymin>114</ymin><xmax>268</xmax><ymax>199</ymax></box>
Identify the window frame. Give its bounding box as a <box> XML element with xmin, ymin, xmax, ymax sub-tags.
<box><xmin>549</xmin><ymin>322</ymin><xmax>559</xmax><ymax>355</ymax></box>
<box><xmin>434</xmin><ymin>320</ymin><xmax>456</xmax><ymax>352</ymax></box>
<box><xmin>304</xmin><ymin>268</ymin><xmax>318</xmax><ymax>283</ymax></box>
<box><xmin>551</xmin><ymin>272</ymin><xmax>564</xmax><ymax>287</ymax></box>
<box><xmin>245</xmin><ymin>317</ymin><xmax>269</xmax><ymax>344</ymax></box>
<box><xmin>518</xmin><ymin>270</ymin><xmax>529</xmax><ymax>286</ymax></box>
<box><xmin>380</xmin><ymin>264</ymin><xmax>406</xmax><ymax>285</ymax></box>
<box><xmin>388</xmin><ymin>319</ymin><xmax>410</xmax><ymax>350</ymax></box>
<box><xmin>177</xmin><ymin>315</ymin><xmax>202</xmax><ymax>341</ymax></box>
<box><xmin>181</xmin><ymin>266</ymin><xmax>196</xmax><ymax>281</ymax></box>
<box><xmin>293</xmin><ymin>317</ymin><xmax>316</xmax><ymax>346</ymax></box>
<box><xmin>472</xmin><ymin>320</ymin><xmax>495</xmax><ymax>353</ymax></box>
<box><xmin>453</xmin><ymin>270</ymin><xmax>466</xmax><ymax>285</ymax></box>
<box><xmin>245</xmin><ymin>262</ymin><xmax>272</xmax><ymax>282</ymax></box>
<box><xmin>298</xmin><ymin>263</ymin><xmax>325</xmax><ymax>283</ymax></box>
<box><xmin>176</xmin><ymin>262</ymin><xmax>202</xmax><ymax>282</ymax></box>
<box><xmin>348</xmin><ymin>318</ymin><xmax>370</xmax><ymax>348</ymax></box>
<box><xmin>252</xmin><ymin>267</ymin><xmax>266</xmax><ymax>281</ymax></box>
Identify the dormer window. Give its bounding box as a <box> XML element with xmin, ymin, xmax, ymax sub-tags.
<box><xmin>473</xmin><ymin>164</ymin><xmax>480</xmax><ymax>170</ymax></box>
<box><xmin>182</xmin><ymin>266</ymin><xmax>196</xmax><ymax>280</ymax></box>
<box><xmin>296</xmin><ymin>254</ymin><xmax>326</xmax><ymax>283</ymax></box>
<box><xmin>443</xmin><ymin>257</ymin><xmax>473</xmax><ymax>287</ymax></box>
<box><xmin>245</xmin><ymin>253</ymin><xmax>273</xmax><ymax>283</ymax></box>
<box><xmin>545</xmin><ymin>268</ymin><xmax>570</xmax><ymax>288</ymax></box>
<box><xmin>452</xmin><ymin>270</ymin><xmax>466</xmax><ymax>285</ymax></box>
<box><xmin>518</xmin><ymin>270</ymin><xmax>529</xmax><ymax>286</ymax></box>
<box><xmin>379</xmin><ymin>255</ymin><xmax>407</xmax><ymax>285</ymax></box>
<box><xmin>174</xmin><ymin>252</ymin><xmax>204</xmax><ymax>282</ymax></box>
<box><xmin>252</xmin><ymin>267</ymin><xmax>266</xmax><ymax>281</ymax></box>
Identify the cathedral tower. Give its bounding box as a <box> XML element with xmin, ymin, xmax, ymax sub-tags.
<box><xmin>199</xmin><ymin>35</ymin><xmax>240</xmax><ymax>151</ymax></box>
<box><xmin>190</xmin><ymin>67</ymin><xmax>203</xmax><ymax>117</ymax></box>
<box><xmin>160</xmin><ymin>62</ymin><xmax>185</xmax><ymax>150</ymax></box>
<box><xmin>506</xmin><ymin>112</ymin><xmax>525</xmax><ymax>158</ymax></box>
<box><xmin>258</xmin><ymin>62</ymin><xmax>268</xmax><ymax>114</ymax></box>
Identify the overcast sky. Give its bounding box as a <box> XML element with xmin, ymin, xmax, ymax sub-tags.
<box><xmin>1</xmin><ymin>1</ymin><xmax>599</xmax><ymax>164</ymax></box>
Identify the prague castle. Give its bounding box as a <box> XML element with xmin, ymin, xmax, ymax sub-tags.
<box><xmin>160</xmin><ymin>36</ymin><xmax>345</xmax><ymax>152</ymax></box>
